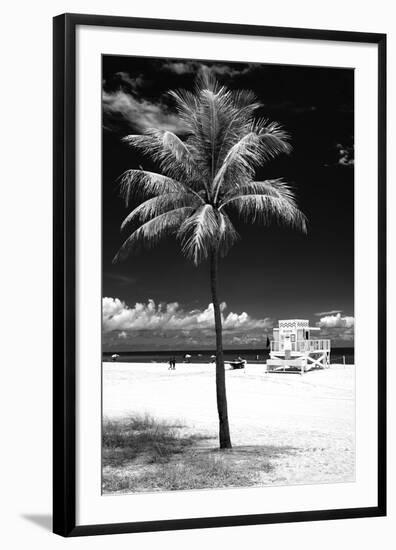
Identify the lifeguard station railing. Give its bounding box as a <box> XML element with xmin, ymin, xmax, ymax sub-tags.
<box><xmin>270</xmin><ymin>340</ymin><xmax>331</xmax><ymax>353</ymax></box>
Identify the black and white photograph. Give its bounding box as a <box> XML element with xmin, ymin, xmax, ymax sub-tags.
<box><xmin>101</xmin><ymin>56</ymin><xmax>356</xmax><ymax>494</ymax></box>
<box><xmin>0</xmin><ymin>2</ymin><xmax>391</xmax><ymax>546</ymax></box>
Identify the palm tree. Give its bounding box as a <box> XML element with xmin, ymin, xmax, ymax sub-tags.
<box><xmin>113</xmin><ymin>72</ymin><xmax>307</xmax><ymax>449</ymax></box>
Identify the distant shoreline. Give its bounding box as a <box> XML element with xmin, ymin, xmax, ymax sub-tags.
<box><xmin>103</xmin><ymin>346</ymin><xmax>354</xmax><ymax>356</ymax></box>
<box><xmin>102</xmin><ymin>348</ymin><xmax>355</xmax><ymax>365</ymax></box>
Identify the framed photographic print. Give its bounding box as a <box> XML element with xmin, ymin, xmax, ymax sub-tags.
<box><xmin>53</xmin><ymin>13</ymin><xmax>386</xmax><ymax>537</ymax></box>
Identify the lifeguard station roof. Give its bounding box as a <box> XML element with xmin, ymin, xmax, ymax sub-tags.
<box><xmin>279</xmin><ymin>319</ymin><xmax>309</xmax><ymax>327</ymax></box>
<box><xmin>277</xmin><ymin>320</ymin><xmax>320</xmax><ymax>330</ymax></box>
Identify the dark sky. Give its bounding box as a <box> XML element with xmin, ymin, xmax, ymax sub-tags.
<box><xmin>102</xmin><ymin>56</ymin><xmax>354</xmax><ymax>351</ymax></box>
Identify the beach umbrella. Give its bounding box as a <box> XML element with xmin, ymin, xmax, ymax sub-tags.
<box><xmin>185</xmin><ymin>354</ymin><xmax>192</xmax><ymax>358</ymax></box>
<box><xmin>111</xmin><ymin>354</ymin><xmax>120</xmax><ymax>362</ymax></box>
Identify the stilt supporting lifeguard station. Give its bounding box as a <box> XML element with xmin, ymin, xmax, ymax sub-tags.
<box><xmin>266</xmin><ymin>319</ymin><xmax>330</xmax><ymax>374</ymax></box>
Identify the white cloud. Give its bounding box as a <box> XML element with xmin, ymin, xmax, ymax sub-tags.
<box><xmin>317</xmin><ymin>312</ymin><xmax>354</xmax><ymax>329</ymax></box>
<box><xmin>114</xmin><ymin>72</ymin><xmax>147</xmax><ymax>92</ymax></box>
<box><xmin>103</xmin><ymin>297</ymin><xmax>272</xmax><ymax>334</ymax></box>
<box><xmin>161</xmin><ymin>61</ymin><xmax>253</xmax><ymax>80</ymax></box>
<box><xmin>162</xmin><ymin>61</ymin><xmax>196</xmax><ymax>75</ymax></box>
<box><xmin>102</xmin><ymin>63</ymin><xmax>256</xmax><ymax>134</ymax></box>
<box><xmin>315</xmin><ymin>313</ymin><xmax>355</xmax><ymax>342</ymax></box>
<box><xmin>102</xmin><ymin>90</ymin><xmax>186</xmax><ymax>134</ymax></box>
<box><xmin>315</xmin><ymin>309</ymin><xmax>343</xmax><ymax>316</ymax></box>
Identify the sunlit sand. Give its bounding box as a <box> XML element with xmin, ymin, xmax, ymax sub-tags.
<box><xmin>103</xmin><ymin>362</ymin><xmax>355</xmax><ymax>489</ymax></box>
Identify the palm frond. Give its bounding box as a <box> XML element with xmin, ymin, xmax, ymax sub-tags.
<box><xmin>212</xmin><ymin>120</ymin><xmax>292</xmax><ymax>201</ymax></box>
<box><xmin>222</xmin><ymin>179</ymin><xmax>296</xmax><ymax>202</ymax></box>
<box><xmin>231</xmin><ymin>89</ymin><xmax>260</xmax><ymax>111</ymax></box>
<box><xmin>221</xmin><ymin>193</ymin><xmax>307</xmax><ymax>233</ymax></box>
<box><xmin>123</xmin><ymin>130</ymin><xmax>196</xmax><ymax>182</ymax></box>
<box><xmin>120</xmin><ymin>192</ymin><xmax>202</xmax><ymax>230</ymax></box>
<box><xmin>177</xmin><ymin>204</ymin><xmax>220</xmax><ymax>265</ymax></box>
<box><xmin>187</xmin><ymin>88</ymin><xmax>234</xmax><ymax>187</ymax></box>
<box><xmin>168</xmin><ymin>88</ymin><xmax>200</xmax><ymax>130</ymax></box>
<box><xmin>161</xmin><ymin>131</ymin><xmax>192</xmax><ymax>163</ymax></box>
<box><xmin>118</xmin><ymin>170</ymin><xmax>185</xmax><ymax>205</ymax></box>
<box><xmin>212</xmin><ymin>132</ymin><xmax>263</xmax><ymax>199</ymax></box>
<box><xmin>199</xmin><ymin>89</ymin><xmax>220</xmax><ymax>180</ymax></box>
<box><xmin>122</xmin><ymin>133</ymin><xmax>151</xmax><ymax>147</ymax></box>
<box><xmin>218</xmin><ymin>211</ymin><xmax>240</xmax><ymax>257</ymax></box>
<box><xmin>113</xmin><ymin>207</ymin><xmax>195</xmax><ymax>263</ymax></box>
<box><xmin>214</xmin><ymin>95</ymin><xmax>261</xmax><ymax>172</ymax></box>
<box><xmin>195</xmin><ymin>67</ymin><xmax>221</xmax><ymax>94</ymax></box>
<box><xmin>254</xmin><ymin>119</ymin><xmax>292</xmax><ymax>159</ymax></box>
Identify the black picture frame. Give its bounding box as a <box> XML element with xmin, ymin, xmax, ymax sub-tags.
<box><xmin>53</xmin><ymin>13</ymin><xmax>387</xmax><ymax>537</ymax></box>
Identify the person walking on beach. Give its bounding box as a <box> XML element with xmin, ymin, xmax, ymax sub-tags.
<box><xmin>172</xmin><ymin>356</ymin><xmax>176</xmax><ymax>370</ymax></box>
<box><xmin>168</xmin><ymin>358</ymin><xmax>173</xmax><ymax>370</ymax></box>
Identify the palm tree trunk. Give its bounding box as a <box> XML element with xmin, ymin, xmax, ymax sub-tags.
<box><xmin>210</xmin><ymin>249</ymin><xmax>232</xmax><ymax>449</ymax></box>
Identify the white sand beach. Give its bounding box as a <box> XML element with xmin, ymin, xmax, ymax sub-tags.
<box><xmin>103</xmin><ymin>362</ymin><xmax>355</xmax><ymax>488</ymax></box>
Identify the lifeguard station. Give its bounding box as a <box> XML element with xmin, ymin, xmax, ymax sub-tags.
<box><xmin>266</xmin><ymin>319</ymin><xmax>331</xmax><ymax>374</ymax></box>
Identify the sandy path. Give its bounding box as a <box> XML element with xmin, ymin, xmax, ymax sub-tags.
<box><xmin>103</xmin><ymin>362</ymin><xmax>355</xmax><ymax>485</ymax></box>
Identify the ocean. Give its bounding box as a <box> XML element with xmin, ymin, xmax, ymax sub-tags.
<box><xmin>103</xmin><ymin>347</ymin><xmax>354</xmax><ymax>365</ymax></box>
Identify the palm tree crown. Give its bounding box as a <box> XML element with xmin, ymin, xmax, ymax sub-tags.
<box><xmin>114</xmin><ymin>72</ymin><xmax>307</xmax><ymax>266</ymax></box>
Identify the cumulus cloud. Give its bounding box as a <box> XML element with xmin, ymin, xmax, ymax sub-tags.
<box><xmin>103</xmin><ymin>297</ymin><xmax>272</xmax><ymax>334</ymax></box>
<box><xmin>102</xmin><ymin>62</ymin><xmax>257</xmax><ymax>134</ymax></box>
<box><xmin>317</xmin><ymin>313</ymin><xmax>354</xmax><ymax>329</ymax></box>
<box><xmin>102</xmin><ymin>90</ymin><xmax>186</xmax><ymax>134</ymax></box>
<box><xmin>316</xmin><ymin>312</ymin><xmax>355</xmax><ymax>343</ymax></box>
<box><xmin>315</xmin><ymin>309</ymin><xmax>343</xmax><ymax>316</ymax></box>
<box><xmin>161</xmin><ymin>61</ymin><xmax>196</xmax><ymax>75</ymax></box>
<box><xmin>161</xmin><ymin>61</ymin><xmax>253</xmax><ymax>79</ymax></box>
<box><xmin>113</xmin><ymin>71</ymin><xmax>148</xmax><ymax>93</ymax></box>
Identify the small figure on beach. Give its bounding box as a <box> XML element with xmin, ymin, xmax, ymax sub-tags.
<box><xmin>168</xmin><ymin>357</ymin><xmax>176</xmax><ymax>370</ymax></box>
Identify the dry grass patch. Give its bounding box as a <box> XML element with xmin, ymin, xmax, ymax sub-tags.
<box><xmin>102</xmin><ymin>415</ymin><xmax>293</xmax><ymax>494</ymax></box>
